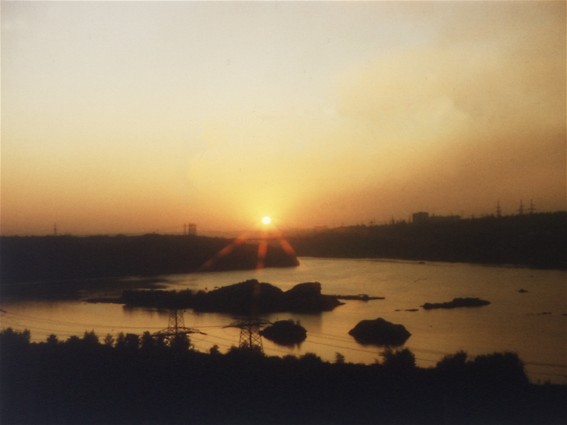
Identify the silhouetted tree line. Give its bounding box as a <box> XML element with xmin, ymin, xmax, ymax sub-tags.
<box><xmin>1</xmin><ymin>328</ymin><xmax>565</xmax><ymax>424</ymax></box>
<box><xmin>0</xmin><ymin>234</ymin><xmax>299</xmax><ymax>287</ymax></box>
<box><xmin>290</xmin><ymin>212</ymin><xmax>567</xmax><ymax>269</ymax></box>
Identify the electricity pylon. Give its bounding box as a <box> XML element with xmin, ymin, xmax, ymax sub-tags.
<box><xmin>154</xmin><ymin>309</ymin><xmax>205</xmax><ymax>346</ymax></box>
<box><xmin>226</xmin><ymin>318</ymin><xmax>271</xmax><ymax>353</ymax></box>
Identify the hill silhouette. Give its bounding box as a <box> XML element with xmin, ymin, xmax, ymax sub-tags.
<box><xmin>290</xmin><ymin>212</ymin><xmax>567</xmax><ymax>269</ymax></box>
<box><xmin>0</xmin><ymin>234</ymin><xmax>299</xmax><ymax>286</ymax></box>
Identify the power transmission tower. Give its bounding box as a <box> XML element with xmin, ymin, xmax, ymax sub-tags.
<box><xmin>226</xmin><ymin>318</ymin><xmax>271</xmax><ymax>353</ymax></box>
<box><xmin>154</xmin><ymin>309</ymin><xmax>205</xmax><ymax>346</ymax></box>
<box><xmin>496</xmin><ymin>201</ymin><xmax>502</xmax><ymax>218</ymax></box>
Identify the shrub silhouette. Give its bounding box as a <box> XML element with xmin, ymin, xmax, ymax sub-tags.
<box><xmin>381</xmin><ymin>347</ymin><xmax>416</xmax><ymax>370</ymax></box>
<box><xmin>0</xmin><ymin>328</ymin><xmax>563</xmax><ymax>425</ymax></box>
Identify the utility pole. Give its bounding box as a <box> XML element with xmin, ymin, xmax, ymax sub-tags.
<box><xmin>528</xmin><ymin>200</ymin><xmax>536</xmax><ymax>215</ymax></box>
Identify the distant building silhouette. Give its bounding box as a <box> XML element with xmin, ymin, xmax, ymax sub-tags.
<box><xmin>412</xmin><ymin>212</ymin><xmax>429</xmax><ymax>224</ymax></box>
<box><xmin>183</xmin><ymin>223</ymin><xmax>197</xmax><ymax>236</ymax></box>
<box><xmin>412</xmin><ymin>212</ymin><xmax>461</xmax><ymax>224</ymax></box>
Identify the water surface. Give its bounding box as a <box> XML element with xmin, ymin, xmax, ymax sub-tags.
<box><xmin>2</xmin><ymin>258</ymin><xmax>565</xmax><ymax>383</ymax></box>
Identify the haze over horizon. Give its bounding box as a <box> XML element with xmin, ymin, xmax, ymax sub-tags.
<box><xmin>2</xmin><ymin>1</ymin><xmax>565</xmax><ymax>236</ymax></box>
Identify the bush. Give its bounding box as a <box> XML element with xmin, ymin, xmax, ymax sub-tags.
<box><xmin>381</xmin><ymin>348</ymin><xmax>416</xmax><ymax>370</ymax></box>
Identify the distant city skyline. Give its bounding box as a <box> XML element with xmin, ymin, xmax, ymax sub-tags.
<box><xmin>2</xmin><ymin>1</ymin><xmax>565</xmax><ymax>235</ymax></box>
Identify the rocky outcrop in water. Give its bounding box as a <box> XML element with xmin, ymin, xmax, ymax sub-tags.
<box><xmin>115</xmin><ymin>280</ymin><xmax>344</xmax><ymax>314</ymax></box>
<box><xmin>260</xmin><ymin>320</ymin><xmax>307</xmax><ymax>346</ymax></box>
<box><xmin>349</xmin><ymin>318</ymin><xmax>411</xmax><ymax>346</ymax></box>
<box><xmin>422</xmin><ymin>297</ymin><xmax>490</xmax><ymax>310</ymax></box>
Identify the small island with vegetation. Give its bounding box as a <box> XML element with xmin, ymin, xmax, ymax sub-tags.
<box><xmin>422</xmin><ymin>297</ymin><xmax>491</xmax><ymax>310</ymax></box>
<box><xmin>260</xmin><ymin>320</ymin><xmax>307</xmax><ymax>346</ymax></box>
<box><xmin>91</xmin><ymin>280</ymin><xmax>347</xmax><ymax>314</ymax></box>
<box><xmin>349</xmin><ymin>317</ymin><xmax>411</xmax><ymax>346</ymax></box>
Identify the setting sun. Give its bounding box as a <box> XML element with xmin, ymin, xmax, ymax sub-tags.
<box><xmin>261</xmin><ymin>216</ymin><xmax>272</xmax><ymax>226</ymax></box>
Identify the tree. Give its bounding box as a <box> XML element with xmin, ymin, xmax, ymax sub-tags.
<box><xmin>141</xmin><ymin>331</ymin><xmax>157</xmax><ymax>351</ymax></box>
<box><xmin>103</xmin><ymin>334</ymin><xmax>115</xmax><ymax>347</ymax></box>
<box><xmin>437</xmin><ymin>350</ymin><xmax>467</xmax><ymax>371</ymax></box>
<box><xmin>46</xmin><ymin>334</ymin><xmax>59</xmax><ymax>346</ymax></box>
<box><xmin>82</xmin><ymin>330</ymin><xmax>99</xmax><ymax>346</ymax></box>
<box><xmin>124</xmin><ymin>333</ymin><xmax>140</xmax><ymax>352</ymax></box>
<box><xmin>381</xmin><ymin>348</ymin><xmax>416</xmax><ymax>370</ymax></box>
<box><xmin>0</xmin><ymin>328</ymin><xmax>31</xmax><ymax>347</ymax></box>
<box><xmin>170</xmin><ymin>333</ymin><xmax>190</xmax><ymax>352</ymax></box>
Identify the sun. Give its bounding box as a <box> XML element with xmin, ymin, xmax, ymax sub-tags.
<box><xmin>261</xmin><ymin>216</ymin><xmax>272</xmax><ymax>225</ymax></box>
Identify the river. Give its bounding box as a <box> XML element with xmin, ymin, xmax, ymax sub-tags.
<box><xmin>1</xmin><ymin>257</ymin><xmax>566</xmax><ymax>383</ymax></box>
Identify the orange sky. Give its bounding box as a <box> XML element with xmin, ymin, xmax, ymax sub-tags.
<box><xmin>2</xmin><ymin>1</ymin><xmax>565</xmax><ymax>235</ymax></box>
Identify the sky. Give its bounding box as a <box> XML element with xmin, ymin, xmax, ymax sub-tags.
<box><xmin>2</xmin><ymin>0</ymin><xmax>565</xmax><ymax>235</ymax></box>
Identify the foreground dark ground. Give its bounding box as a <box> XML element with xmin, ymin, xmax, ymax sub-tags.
<box><xmin>1</xmin><ymin>329</ymin><xmax>565</xmax><ymax>425</ymax></box>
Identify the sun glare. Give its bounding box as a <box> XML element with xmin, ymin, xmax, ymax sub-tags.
<box><xmin>261</xmin><ymin>216</ymin><xmax>272</xmax><ymax>225</ymax></box>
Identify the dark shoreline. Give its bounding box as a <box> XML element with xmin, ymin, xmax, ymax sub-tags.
<box><xmin>2</xmin><ymin>328</ymin><xmax>565</xmax><ymax>425</ymax></box>
<box><xmin>290</xmin><ymin>211</ymin><xmax>567</xmax><ymax>270</ymax></box>
<box><xmin>0</xmin><ymin>212</ymin><xmax>565</xmax><ymax>292</ymax></box>
<box><xmin>0</xmin><ymin>234</ymin><xmax>300</xmax><ymax>286</ymax></box>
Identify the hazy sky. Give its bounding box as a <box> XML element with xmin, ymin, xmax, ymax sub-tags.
<box><xmin>2</xmin><ymin>1</ymin><xmax>565</xmax><ymax>235</ymax></box>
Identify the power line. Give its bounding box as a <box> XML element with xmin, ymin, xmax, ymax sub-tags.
<box><xmin>3</xmin><ymin>311</ymin><xmax>566</xmax><ymax>380</ymax></box>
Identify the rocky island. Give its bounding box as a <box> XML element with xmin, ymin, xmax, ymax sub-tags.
<box><xmin>103</xmin><ymin>280</ymin><xmax>344</xmax><ymax>314</ymax></box>
<box><xmin>422</xmin><ymin>297</ymin><xmax>490</xmax><ymax>310</ymax></box>
<box><xmin>260</xmin><ymin>320</ymin><xmax>307</xmax><ymax>346</ymax></box>
<box><xmin>349</xmin><ymin>318</ymin><xmax>411</xmax><ymax>346</ymax></box>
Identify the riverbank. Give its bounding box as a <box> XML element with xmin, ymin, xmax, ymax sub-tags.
<box><xmin>0</xmin><ymin>234</ymin><xmax>299</xmax><ymax>286</ymax></box>
<box><xmin>290</xmin><ymin>212</ymin><xmax>567</xmax><ymax>269</ymax></box>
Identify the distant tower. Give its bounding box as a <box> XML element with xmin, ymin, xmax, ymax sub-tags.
<box><xmin>518</xmin><ymin>201</ymin><xmax>525</xmax><ymax>215</ymax></box>
<box><xmin>53</xmin><ymin>223</ymin><xmax>58</xmax><ymax>236</ymax></box>
<box><xmin>154</xmin><ymin>309</ymin><xmax>205</xmax><ymax>346</ymax></box>
<box><xmin>187</xmin><ymin>223</ymin><xmax>197</xmax><ymax>236</ymax></box>
<box><xmin>496</xmin><ymin>201</ymin><xmax>502</xmax><ymax>218</ymax></box>
<box><xmin>226</xmin><ymin>318</ymin><xmax>270</xmax><ymax>353</ymax></box>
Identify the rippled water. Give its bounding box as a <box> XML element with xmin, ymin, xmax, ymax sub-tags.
<box><xmin>2</xmin><ymin>258</ymin><xmax>566</xmax><ymax>383</ymax></box>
